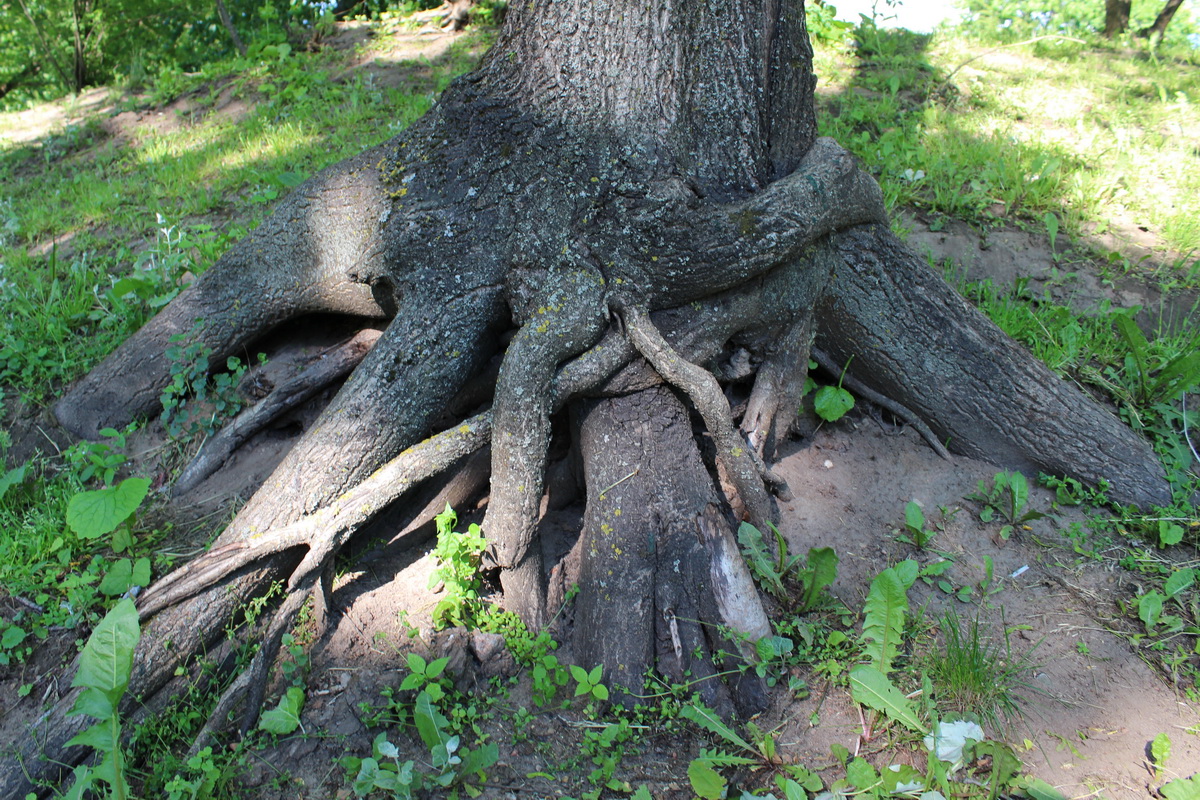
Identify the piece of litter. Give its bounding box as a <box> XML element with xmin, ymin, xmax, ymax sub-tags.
<box><xmin>823</xmin><ymin>459</ymin><xmax>833</xmax><ymax>469</ymax></box>
<box><xmin>1010</xmin><ymin>565</ymin><xmax>1029</xmax><ymax>579</ymax></box>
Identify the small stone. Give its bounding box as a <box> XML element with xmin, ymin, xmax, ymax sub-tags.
<box><xmin>823</xmin><ymin>459</ymin><xmax>833</xmax><ymax>469</ymax></box>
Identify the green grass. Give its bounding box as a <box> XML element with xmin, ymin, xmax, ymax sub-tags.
<box><xmin>922</xmin><ymin>610</ymin><xmax>1041</xmax><ymax>734</ymax></box>
<box><xmin>0</xmin><ymin>30</ymin><xmax>488</xmax><ymax>404</ymax></box>
<box><xmin>813</xmin><ymin>22</ymin><xmax>1200</xmax><ymax>273</ymax></box>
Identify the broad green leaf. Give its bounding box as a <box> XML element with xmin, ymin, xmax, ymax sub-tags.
<box><xmin>1139</xmin><ymin>591</ymin><xmax>1165</xmax><ymax>631</ymax></box>
<box><xmin>73</xmin><ymin>599</ymin><xmax>140</xmax><ymax>698</ymax></box>
<box><xmin>1163</xmin><ymin>774</ymin><xmax>1200</xmax><ymax>800</ymax></box>
<box><xmin>588</xmin><ymin>663</ymin><xmax>603</xmax><ymax>684</ymax></box>
<box><xmin>459</xmin><ymin>742</ymin><xmax>499</xmax><ymax>777</ymax></box>
<box><xmin>848</xmin><ymin>665</ymin><xmax>922</xmax><ymax>732</ymax></box>
<box><xmin>592</xmin><ymin>683</ymin><xmax>609</xmax><ymax>701</ymax></box>
<box><xmin>681</xmin><ymin>703</ymin><xmax>754</xmax><ymax>753</ymax></box>
<box><xmin>425</xmin><ymin>656</ymin><xmax>449</xmax><ymax>679</ymax></box>
<box><xmin>1</xmin><ymin>625</ymin><xmax>26</xmax><ymax>649</ymax></box>
<box><xmin>69</xmin><ymin>686</ymin><xmax>115</xmax><ymax>720</ymax></box>
<box><xmin>904</xmin><ymin>501</ymin><xmax>925</xmax><ymax>533</ymax></box>
<box><xmin>98</xmin><ymin>559</ymin><xmax>134</xmax><ymax>596</ymax></box>
<box><xmin>570</xmin><ymin>664</ymin><xmax>589</xmax><ymax>683</ymax></box>
<box><xmin>861</xmin><ymin>567</ymin><xmax>908</xmax><ymax>674</ymax></box>
<box><xmin>258</xmin><ymin>686</ymin><xmax>305</xmax><ymax>735</ymax></box>
<box><xmin>846</xmin><ymin>757</ymin><xmax>878</xmax><ymax>790</ymax></box>
<box><xmin>1152</xmin><ymin>732</ymin><xmax>1172</xmax><ymax>769</ymax></box>
<box><xmin>0</xmin><ymin>464</ymin><xmax>27</xmax><ymax>503</ymax></box>
<box><xmin>687</xmin><ymin>759</ymin><xmax>726</xmax><ymax>800</ymax></box>
<box><xmin>413</xmin><ymin>690</ymin><xmax>451</xmax><ymax>751</ymax></box>
<box><xmin>352</xmin><ymin>757</ymin><xmax>381</xmax><ymax>795</ymax></box>
<box><xmin>894</xmin><ymin>559</ymin><xmax>920</xmax><ymax>588</ymax></box>
<box><xmin>813</xmin><ymin>385</ymin><xmax>854</xmax><ymax>422</ymax></box>
<box><xmin>406</xmin><ymin>653</ymin><xmax>427</xmax><ymax>674</ymax></box>
<box><xmin>66</xmin><ymin>478</ymin><xmax>150</xmax><ymax>539</ymax></box>
<box><xmin>1159</xmin><ymin>521</ymin><xmax>1185</xmax><ymax>547</ymax></box>
<box><xmin>1166</xmin><ymin>569</ymin><xmax>1196</xmax><ymax>599</ymax></box>
<box><xmin>800</xmin><ymin>546</ymin><xmax>839</xmax><ymax>610</ymax></box>
<box><xmin>132</xmin><ymin>557</ymin><xmax>151</xmax><ymax>587</ymax></box>
<box><xmin>65</xmin><ymin>720</ymin><xmax>117</xmax><ymax>752</ymax></box>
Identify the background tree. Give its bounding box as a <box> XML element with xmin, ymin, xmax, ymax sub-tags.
<box><xmin>2</xmin><ymin>0</ymin><xmax>1175</xmax><ymax>794</ymax></box>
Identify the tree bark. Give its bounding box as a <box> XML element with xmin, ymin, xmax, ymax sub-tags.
<box><xmin>1105</xmin><ymin>0</ymin><xmax>1132</xmax><ymax>37</ymax></box>
<box><xmin>1138</xmin><ymin>0</ymin><xmax>1185</xmax><ymax>40</ymax></box>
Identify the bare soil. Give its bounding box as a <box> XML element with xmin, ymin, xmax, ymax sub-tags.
<box><xmin>2</xmin><ymin>22</ymin><xmax>1198</xmax><ymax>800</ymax></box>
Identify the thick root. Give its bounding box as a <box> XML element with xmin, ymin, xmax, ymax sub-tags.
<box><xmin>484</xmin><ymin>265</ymin><xmax>607</xmax><ymax>626</ymax></box>
<box><xmin>819</xmin><ymin>224</ymin><xmax>1170</xmax><ymax>508</ymax></box>
<box><xmin>619</xmin><ymin>301</ymin><xmax>778</xmax><ymax>526</ymax></box>
<box><xmin>173</xmin><ymin>328</ymin><xmax>383</xmax><ymax>496</ymax></box>
<box><xmin>573</xmin><ymin>385</ymin><xmax>771</xmax><ymax>717</ymax></box>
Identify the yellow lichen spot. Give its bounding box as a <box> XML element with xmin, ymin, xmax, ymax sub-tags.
<box><xmin>590</xmin><ymin>176</ymin><xmax>599</xmax><ymax>183</ymax></box>
<box><xmin>613</xmin><ymin>508</ymin><xmax>621</xmax><ymax>516</ymax></box>
<box><xmin>613</xmin><ymin>546</ymin><xmax>623</xmax><ymax>555</ymax></box>
<box><xmin>601</xmin><ymin>523</ymin><xmax>612</xmax><ymax>535</ymax></box>
<box><xmin>458</xmin><ymin>424</ymin><xmax>472</xmax><ymax>434</ymax></box>
<box><xmin>732</xmin><ymin>446</ymin><xmax>743</xmax><ymax>457</ymax></box>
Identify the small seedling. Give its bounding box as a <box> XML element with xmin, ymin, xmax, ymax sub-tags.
<box><xmin>967</xmin><ymin>471</ymin><xmax>1046</xmax><ymax>540</ymax></box>
<box><xmin>896</xmin><ymin>500</ymin><xmax>935</xmax><ymax>548</ymax></box>
<box><xmin>812</xmin><ymin>356</ymin><xmax>856</xmax><ymax>423</ymax></box>
<box><xmin>570</xmin><ymin>663</ymin><xmax>610</xmax><ymax>702</ymax></box>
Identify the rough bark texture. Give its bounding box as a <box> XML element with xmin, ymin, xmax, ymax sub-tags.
<box><xmin>10</xmin><ymin>1</ymin><xmax>1174</xmax><ymax>795</ymax></box>
<box><xmin>1105</xmin><ymin>0</ymin><xmax>1132</xmax><ymax>36</ymax></box>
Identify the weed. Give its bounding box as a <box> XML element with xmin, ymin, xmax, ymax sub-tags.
<box><xmin>923</xmin><ymin>610</ymin><xmax>1040</xmax><ymax>732</ymax></box>
<box><xmin>159</xmin><ymin>329</ymin><xmax>253</xmax><ymax>440</ymax></box>
<box><xmin>811</xmin><ymin>356</ymin><xmax>856</xmax><ymax>423</ymax></box>
<box><xmin>738</xmin><ymin>522</ymin><xmax>838</xmax><ymax>611</ymax></box>
<box><xmin>967</xmin><ymin>470</ymin><xmax>1047</xmax><ymax>540</ymax></box>
<box><xmin>428</xmin><ymin>504</ymin><xmax>488</xmax><ymax>629</ymax></box>
<box><xmin>61</xmin><ymin>598</ymin><xmax>141</xmax><ymax>800</ymax></box>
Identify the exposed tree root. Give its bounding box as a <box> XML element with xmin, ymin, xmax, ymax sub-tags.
<box><xmin>572</xmin><ymin>385</ymin><xmax>770</xmax><ymax>717</ymax></box>
<box><xmin>173</xmin><ymin>328</ymin><xmax>383</xmax><ymax>496</ymax></box>
<box><xmin>810</xmin><ymin>344</ymin><xmax>952</xmax><ymax>461</ymax></box>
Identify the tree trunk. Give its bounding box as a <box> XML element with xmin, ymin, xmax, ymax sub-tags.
<box><xmin>1105</xmin><ymin>0</ymin><xmax>1132</xmax><ymax>37</ymax></box>
<box><xmin>1138</xmin><ymin>0</ymin><xmax>1185</xmax><ymax>40</ymax></box>
<box><xmin>10</xmin><ymin>1</ymin><xmax>1173</xmax><ymax>794</ymax></box>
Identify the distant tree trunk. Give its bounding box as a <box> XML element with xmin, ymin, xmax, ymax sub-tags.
<box><xmin>0</xmin><ymin>62</ymin><xmax>41</xmax><ymax>100</ymax></box>
<box><xmin>215</xmin><ymin>0</ymin><xmax>248</xmax><ymax>57</ymax></box>
<box><xmin>1105</xmin><ymin>0</ymin><xmax>1132</xmax><ymax>36</ymax></box>
<box><xmin>1138</xmin><ymin>0</ymin><xmax>1185</xmax><ymax>40</ymax></box>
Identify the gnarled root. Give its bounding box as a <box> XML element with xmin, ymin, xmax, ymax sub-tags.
<box><xmin>173</xmin><ymin>328</ymin><xmax>383</xmax><ymax>496</ymax></box>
